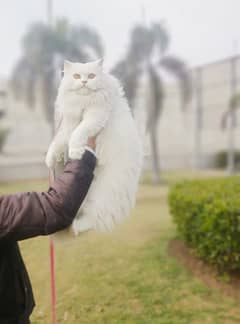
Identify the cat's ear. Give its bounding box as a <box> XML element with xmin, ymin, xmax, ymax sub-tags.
<box><xmin>95</xmin><ymin>58</ymin><xmax>104</xmax><ymax>67</ymax></box>
<box><xmin>64</xmin><ymin>60</ymin><xmax>73</xmax><ymax>71</ymax></box>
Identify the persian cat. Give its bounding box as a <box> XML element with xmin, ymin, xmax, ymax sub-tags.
<box><xmin>46</xmin><ymin>59</ymin><xmax>143</xmax><ymax>235</ymax></box>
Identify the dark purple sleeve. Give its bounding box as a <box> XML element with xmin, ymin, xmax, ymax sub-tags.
<box><xmin>0</xmin><ymin>150</ymin><xmax>96</xmax><ymax>241</ymax></box>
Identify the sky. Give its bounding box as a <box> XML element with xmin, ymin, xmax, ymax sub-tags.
<box><xmin>0</xmin><ymin>0</ymin><xmax>240</xmax><ymax>78</ymax></box>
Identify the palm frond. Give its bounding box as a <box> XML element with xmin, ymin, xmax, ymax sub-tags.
<box><xmin>221</xmin><ymin>93</ymin><xmax>240</xmax><ymax>129</ymax></box>
<box><xmin>160</xmin><ymin>56</ymin><xmax>192</xmax><ymax>109</ymax></box>
<box><xmin>11</xmin><ymin>57</ymin><xmax>36</xmax><ymax>108</ymax></box>
<box><xmin>129</xmin><ymin>25</ymin><xmax>154</xmax><ymax>61</ymax></box>
<box><xmin>41</xmin><ymin>70</ymin><xmax>56</xmax><ymax>123</ymax></box>
<box><xmin>22</xmin><ymin>23</ymin><xmax>54</xmax><ymax>70</ymax></box>
<box><xmin>11</xmin><ymin>20</ymin><xmax>104</xmax><ymax>123</ymax></box>
<box><xmin>151</xmin><ymin>22</ymin><xmax>170</xmax><ymax>54</ymax></box>
<box><xmin>70</xmin><ymin>26</ymin><xmax>104</xmax><ymax>61</ymax></box>
<box><xmin>111</xmin><ymin>58</ymin><xmax>140</xmax><ymax>107</ymax></box>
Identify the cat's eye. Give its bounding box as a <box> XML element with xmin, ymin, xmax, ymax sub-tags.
<box><xmin>73</xmin><ymin>73</ymin><xmax>81</xmax><ymax>79</ymax></box>
<box><xmin>88</xmin><ymin>73</ymin><xmax>96</xmax><ymax>79</ymax></box>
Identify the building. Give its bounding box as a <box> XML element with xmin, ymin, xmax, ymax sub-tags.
<box><xmin>0</xmin><ymin>77</ymin><xmax>51</xmax><ymax>181</ymax></box>
<box><xmin>141</xmin><ymin>55</ymin><xmax>240</xmax><ymax>171</ymax></box>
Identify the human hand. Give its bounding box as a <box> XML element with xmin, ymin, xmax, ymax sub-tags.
<box><xmin>69</xmin><ymin>133</ymin><xmax>99</xmax><ymax>160</ymax></box>
<box><xmin>87</xmin><ymin>135</ymin><xmax>97</xmax><ymax>151</ymax></box>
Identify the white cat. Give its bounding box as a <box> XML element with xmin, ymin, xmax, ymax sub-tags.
<box><xmin>46</xmin><ymin>59</ymin><xmax>143</xmax><ymax>235</ymax></box>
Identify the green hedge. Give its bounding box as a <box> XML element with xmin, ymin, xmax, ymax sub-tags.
<box><xmin>214</xmin><ymin>150</ymin><xmax>240</xmax><ymax>169</ymax></box>
<box><xmin>0</xmin><ymin>127</ymin><xmax>9</xmax><ymax>152</ymax></box>
<box><xmin>168</xmin><ymin>177</ymin><xmax>240</xmax><ymax>272</ymax></box>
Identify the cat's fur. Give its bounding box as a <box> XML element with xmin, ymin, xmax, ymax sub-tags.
<box><xmin>46</xmin><ymin>59</ymin><xmax>143</xmax><ymax>235</ymax></box>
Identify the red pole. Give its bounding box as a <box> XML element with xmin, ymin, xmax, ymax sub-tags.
<box><xmin>50</xmin><ymin>238</ymin><xmax>56</xmax><ymax>324</ymax></box>
<box><xmin>48</xmin><ymin>115</ymin><xmax>62</xmax><ymax>324</ymax></box>
<box><xmin>49</xmin><ymin>169</ymin><xmax>57</xmax><ymax>324</ymax></box>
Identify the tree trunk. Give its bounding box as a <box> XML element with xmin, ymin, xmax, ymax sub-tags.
<box><xmin>193</xmin><ymin>101</ymin><xmax>202</xmax><ymax>169</ymax></box>
<box><xmin>150</xmin><ymin>126</ymin><xmax>160</xmax><ymax>184</ymax></box>
<box><xmin>193</xmin><ymin>67</ymin><xmax>203</xmax><ymax>169</ymax></box>
<box><xmin>147</xmin><ymin>64</ymin><xmax>163</xmax><ymax>184</ymax></box>
<box><xmin>227</xmin><ymin>56</ymin><xmax>237</xmax><ymax>174</ymax></box>
<box><xmin>227</xmin><ymin>112</ymin><xmax>235</xmax><ymax>174</ymax></box>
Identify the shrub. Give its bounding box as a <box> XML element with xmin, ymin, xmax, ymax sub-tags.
<box><xmin>0</xmin><ymin>127</ymin><xmax>9</xmax><ymax>152</ymax></box>
<box><xmin>168</xmin><ymin>177</ymin><xmax>240</xmax><ymax>272</ymax></box>
<box><xmin>214</xmin><ymin>150</ymin><xmax>240</xmax><ymax>170</ymax></box>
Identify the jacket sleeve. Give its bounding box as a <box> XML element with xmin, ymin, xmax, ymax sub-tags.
<box><xmin>0</xmin><ymin>150</ymin><xmax>96</xmax><ymax>241</ymax></box>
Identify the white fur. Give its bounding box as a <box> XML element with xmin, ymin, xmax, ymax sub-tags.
<box><xmin>46</xmin><ymin>59</ymin><xmax>143</xmax><ymax>235</ymax></box>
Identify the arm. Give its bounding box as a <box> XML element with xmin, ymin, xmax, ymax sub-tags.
<box><xmin>0</xmin><ymin>150</ymin><xmax>96</xmax><ymax>241</ymax></box>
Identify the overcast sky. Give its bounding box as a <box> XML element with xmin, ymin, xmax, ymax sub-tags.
<box><xmin>0</xmin><ymin>0</ymin><xmax>239</xmax><ymax>77</ymax></box>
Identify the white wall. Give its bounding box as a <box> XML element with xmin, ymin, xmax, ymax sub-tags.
<box><xmin>143</xmin><ymin>56</ymin><xmax>240</xmax><ymax>170</ymax></box>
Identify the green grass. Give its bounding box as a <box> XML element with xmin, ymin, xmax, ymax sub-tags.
<box><xmin>2</xmin><ymin>175</ymin><xmax>240</xmax><ymax>323</ymax></box>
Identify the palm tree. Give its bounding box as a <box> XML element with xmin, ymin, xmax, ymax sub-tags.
<box><xmin>11</xmin><ymin>18</ymin><xmax>104</xmax><ymax>123</ymax></box>
<box><xmin>112</xmin><ymin>23</ymin><xmax>191</xmax><ymax>183</ymax></box>
<box><xmin>221</xmin><ymin>93</ymin><xmax>240</xmax><ymax>129</ymax></box>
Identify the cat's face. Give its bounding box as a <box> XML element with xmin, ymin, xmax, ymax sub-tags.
<box><xmin>61</xmin><ymin>59</ymin><xmax>104</xmax><ymax>95</ymax></box>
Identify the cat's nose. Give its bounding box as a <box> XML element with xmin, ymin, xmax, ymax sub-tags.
<box><xmin>82</xmin><ymin>80</ymin><xmax>88</xmax><ymax>84</ymax></box>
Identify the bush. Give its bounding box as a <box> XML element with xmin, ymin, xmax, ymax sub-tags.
<box><xmin>214</xmin><ymin>150</ymin><xmax>240</xmax><ymax>169</ymax></box>
<box><xmin>0</xmin><ymin>127</ymin><xmax>9</xmax><ymax>152</ymax></box>
<box><xmin>168</xmin><ymin>177</ymin><xmax>240</xmax><ymax>272</ymax></box>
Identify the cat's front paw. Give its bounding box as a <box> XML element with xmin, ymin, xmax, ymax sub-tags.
<box><xmin>45</xmin><ymin>150</ymin><xmax>64</xmax><ymax>169</ymax></box>
<box><xmin>45</xmin><ymin>151</ymin><xmax>56</xmax><ymax>169</ymax></box>
<box><xmin>68</xmin><ymin>147</ymin><xmax>85</xmax><ymax>160</ymax></box>
<box><xmin>68</xmin><ymin>134</ymin><xmax>85</xmax><ymax>160</ymax></box>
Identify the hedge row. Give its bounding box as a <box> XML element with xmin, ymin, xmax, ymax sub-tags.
<box><xmin>168</xmin><ymin>177</ymin><xmax>240</xmax><ymax>272</ymax></box>
<box><xmin>215</xmin><ymin>151</ymin><xmax>240</xmax><ymax>170</ymax></box>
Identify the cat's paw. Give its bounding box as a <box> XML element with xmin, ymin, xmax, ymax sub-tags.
<box><xmin>68</xmin><ymin>133</ymin><xmax>86</xmax><ymax>160</ymax></box>
<box><xmin>68</xmin><ymin>147</ymin><xmax>85</xmax><ymax>160</ymax></box>
<box><xmin>45</xmin><ymin>151</ymin><xmax>56</xmax><ymax>169</ymax></box>
<box><xmin>45</xmin><ymin>150</ymin><xmax>64</xmax><ymax>169</ymax></box>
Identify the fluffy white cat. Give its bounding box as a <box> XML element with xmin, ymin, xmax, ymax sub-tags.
<box><xmin>46</xmin><ymin>59</ymin><xmax>143</xmax><ymax>235</ymax></box>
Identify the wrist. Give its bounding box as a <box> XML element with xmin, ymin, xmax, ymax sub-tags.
<box><xmin>68</xmin><ymin>147</ymin><xmax>85</xmax><ymax>160</ymax></box>
<box><xmin>87</xmin><ymin>137</ymin><xmax>96</xmax><ymax>150</ymax></box>
<box><xmin>84</xmin><ymin>146</ymin><xmax>96</xmax><ymax>157</ymax></box>
<box><xmin>69</xmin><ymin>146</ymin><xmax>96</xmax><ymax>160</ymax></box>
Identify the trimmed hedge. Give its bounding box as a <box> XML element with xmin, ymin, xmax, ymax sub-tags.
<box><xmin>168</xmin><ymin>177</ymin><xmax>240</xmax><ymax>272</ymax></box>
<box><xmin>0</xmin><ymin>127</ymin><xmax>9</xmax><ymax>152</ymax></box>
<box><xmin>215</xmin><ymin>150</ymin><xmax>240</xmax><ymax>170</ymax></box>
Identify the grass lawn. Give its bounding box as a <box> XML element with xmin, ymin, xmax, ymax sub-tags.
<box><xmin>2</xmin><ymin>174</ymin><xmax>240</xmax><ymax>323</ymax></box>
